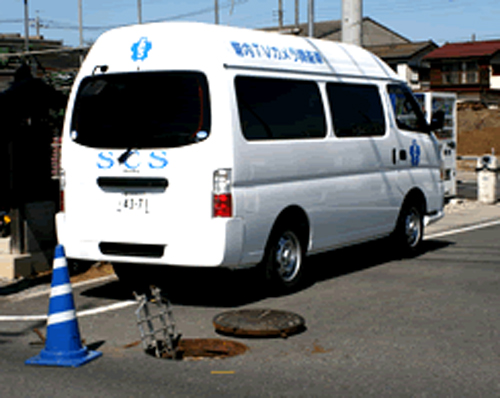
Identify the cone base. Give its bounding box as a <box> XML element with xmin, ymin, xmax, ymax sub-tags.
<box><xmin>25</xmin><ymin>347</ymin><xmax>102</xmax><ymax>367</ymax></box>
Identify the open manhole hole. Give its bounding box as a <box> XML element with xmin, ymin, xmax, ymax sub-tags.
<box><xmin>145</xmin><ymin>338</ymin><xmax>248</xmax><ymax>360</ymax></box>
<box><xmin>213</xmin><ymin>309</ymin><xmax>306</xmax><ymax>338</ymax></box>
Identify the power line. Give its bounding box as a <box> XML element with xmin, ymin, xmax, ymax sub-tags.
<box><xmin>0</xmin><ymin>19</ymin><xmax>27</xmax><ymax>24</ymax></box>
<box><xmin>0</xmin><ymin>0</ymin><xmax>248</xmax><ymax>33</ymax></box>
<box><xmin>150</xmin><ymin>0</ymin><xmax>247</xmax><ymax>23</ymax></box>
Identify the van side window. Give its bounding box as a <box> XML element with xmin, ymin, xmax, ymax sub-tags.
<box><xmin>327</xmin><ymin>83</ymin><xmax>386</xmax><ymax>138</ymax></box>
<box><xmin>387</xmin><ymin>84</ymin><xmax>429</xmax><ymax>133</ymax></box>
<box><xmin>235</xmin><ymin>76</ymin><xmax>326</xmax><ymax>140</ymax></box>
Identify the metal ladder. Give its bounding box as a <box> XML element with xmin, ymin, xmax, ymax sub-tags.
<box><xmin>134</xmin><ymin>286</ymin><xmax>181</xmax><ymax>359</ymax></box>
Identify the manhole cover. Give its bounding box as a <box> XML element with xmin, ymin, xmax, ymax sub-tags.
<box><xmin>213</xmin><ymin>309</ymin><xmax>306</xmax><ymax>338</ymax></box>
<box><xmin>145</xmin><ymin>338</ymin><xmax>248</xmax><ymax>360</ymax></box>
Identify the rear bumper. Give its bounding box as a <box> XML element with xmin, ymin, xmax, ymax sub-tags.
<box><xmin>56</xmin><ymin>212</ymin><xmax>245</xmax><ymax>268</ymax></box>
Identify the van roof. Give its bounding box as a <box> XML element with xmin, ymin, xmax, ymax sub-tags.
<box><xmin>82</xmin><ymin>22</ymin><xmax>400</xmax><ymax>81</ymax></box>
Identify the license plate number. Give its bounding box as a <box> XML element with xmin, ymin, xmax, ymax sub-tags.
<box><xmin>117</xmin><ymin>195</ymin><xmax>149</xmax><ymax>213</ymax></box>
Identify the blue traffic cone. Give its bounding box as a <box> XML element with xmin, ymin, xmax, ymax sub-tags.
<box><xmin>26</xmin><ymin>245</ymin><xmax>102</xmax><ymax>367</ymax></box>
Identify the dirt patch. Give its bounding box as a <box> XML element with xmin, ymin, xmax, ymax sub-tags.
<box><xmin>457</xmin><ymin>108</ymin><xmax>500</xmax><ymax>156</ymax></box>
<box><xmin>70</xmin><ymin>262</ymin><xmax>115</xmax><ymax>284</ymax></box>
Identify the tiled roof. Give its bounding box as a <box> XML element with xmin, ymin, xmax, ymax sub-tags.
<box><xmin>263</xmin><ymin>17</ymin><xmax>410</xmax><ymax>43</ymax></box>
<box><xmin>424</xmin><ymin>40</ymin><xmax>500</xmax><ymax>60</ymax></box>
<box><xmin>367</xmin><ymin>41</ymin><xmax>437</xmax><ymax>59</ymax></box>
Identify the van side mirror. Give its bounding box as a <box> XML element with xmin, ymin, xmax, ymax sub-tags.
<box><xmin>430</xmin><ymin>110</ymin><xmax>445</xmax><ymax>131</ymax></box>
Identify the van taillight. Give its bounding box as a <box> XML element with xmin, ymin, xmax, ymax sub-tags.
<box><xmin>213</xmin><ymin>169</ymin><xmax>232</xmax><ymax>218</ymax></box>
<box><xmin>60</xmin><ymin>190</ymin><xmax>65</xmax><ymax>212</ymax></box>
<box><xmin>213</xmin><ymin>194</ymin><xmax>232</xmax><ymax>217</ymax></box>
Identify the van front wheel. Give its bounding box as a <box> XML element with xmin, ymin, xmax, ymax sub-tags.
<box><xmin>394</xmin><ymin>202</ymin><xmax>424</xmax><ymax>256</ymax></box>
<box><xmin>263</xmin><ymin>226</ymin><xmax>305</xmax><ymax>293</ymax></box>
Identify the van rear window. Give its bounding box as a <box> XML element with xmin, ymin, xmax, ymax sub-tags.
<box><xmin>235</xmin><ymin>76</ymin><xmax>326</xmax><ymax>140</ymax></box>
<box><xmin>71</xmin><ymin>72</ymin><xmax>210</xmax><ymax>148</ymax></box>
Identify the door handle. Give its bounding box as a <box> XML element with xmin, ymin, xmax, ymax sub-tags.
<box><xmin>393</xmin><ymin>149</ymin><xmax>408</xmax><ymax>164</ymax></box>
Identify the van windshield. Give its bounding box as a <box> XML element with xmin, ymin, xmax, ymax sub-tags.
<box><xmin>71</xmin><ymin>71</ymin><xmax>211</xmax><ymax>148</ymax></box>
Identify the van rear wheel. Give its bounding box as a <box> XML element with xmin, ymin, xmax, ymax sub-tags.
<box><xmin>67</xmin><ymin>259</ymin><xmax>93</xmax><ymax>276</ymax></box>
<box><xmin>112</xmin><ymin>263</ymin><xmax>150</xmax><ymax>295</ymax></box>
<box><xmin>263</xmin><ymin>225</ymin><xmax>305</xmax><ymax>293</ymax></box>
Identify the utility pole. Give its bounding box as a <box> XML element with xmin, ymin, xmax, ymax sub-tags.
<box><xmin>137</xmin><ymin>0</ymin><xmax>142</xmax><ymax>24</ymax></box>
<box><xmin>78</xmin><ymin>0</ymin><xmax>83</xmax><ymax>47</ymax></box>
<box><xmin>278</xmin><ymin>0</ymin><xmax>283</xmax><ymax>30</ymax></box>
<box><xmin>215</xmin><ymin>0</ymin><xmax>219</xmax><ymax>24</ymax></box>
<box><xmin>35</xmin><ymin>13</ymin><xmax>40</xmax><ymax>37</ymax></box>
<box><xmin>307</xmin><ymin>0</ymin><xmax>314</xmax><ymax>37</ymax></box>
<box><xmin>23</xmin><ymin>0</ymin><xmax>29</xmax><ymax>52</ymax></box>
<box><xmin>342</xmin><ymin>0</ymin><xmax>363</xmax><ymax>46</ymax></box>
<box><xmin>295</xmin><ymin>0</ymin><xmax>299</xmax><ymax>28</ymax></box>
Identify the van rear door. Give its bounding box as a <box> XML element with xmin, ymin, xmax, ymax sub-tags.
<box><xmin>65</xmin><ymin>71</ymin><xmax>211</xmax><ymax>245</ymax></box>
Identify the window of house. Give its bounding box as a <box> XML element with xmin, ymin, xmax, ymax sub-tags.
<box><xmin>235</xmin><ymin>76</ymin><xmax>326</xmax><ymax>140</ymax></box>
<box><xmin>442</xmin><ymin>61</ymin><xmax>479</xmax><ymax>85</ymax></box>
<box><xmin>326</xmin><ymin>83</ymin><xmax>386</xmax><ymax>138</ymax></box>
<box><xmin>442</xmin><ymin>63</ymin><xmax>460</xmax><ymax>85</ymax></box>
<box><xmin>465</xmin><ymin>61</ymin><xmax>479</xmax><ymax>84</ymax></box>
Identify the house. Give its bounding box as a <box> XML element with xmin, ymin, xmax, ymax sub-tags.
<box><xmin>423</xmin><ymin>39</ymin><xmax>500</xmax><ymax>105</ymax></box>
<box><xmin>367</xmin><ymin>41</ymin><xmax>438</xmax><ymax>91</ymax></box>
<box><xmin>264</xmin><ymin>17</ymin><xmax>437</xmax><ymax>89</ymax></box>
<box><xmin>0</xmin><ymin>34</ymin><xmax>62</xmax><ymax>90</ymax></box>
<box><xmin>0</xmin><ymin>34</ymin><xmax>87</xmax><ymax>92</ymax></box>
<box><xmin>263</xmin><ymin>17</ymin><xmax>410</xmax><ymax>45</ymax></box>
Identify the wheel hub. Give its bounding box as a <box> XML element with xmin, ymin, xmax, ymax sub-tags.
<box><xmin>405</xmin><ymin>211</ymin><xmax>421</xmax><ymax>247</ymax></box>
<box><xmin>275</xmin><ymin>232</ymin><xmax>300</xmax><ymax>282</ymax></box>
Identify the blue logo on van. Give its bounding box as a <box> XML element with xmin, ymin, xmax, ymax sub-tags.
<box><xmin>410</xmin><ymin>140</ymin><xmax>421</xmax><ymax>166</ymax></box>
<box><xmin>230</xmin><ymin>41</ymin><xmax>323</xmax><ymax>65</ymax></box>
<box><xmin>131</xmin><ymin>37</ymin><xmax>152</xmax><ymax>61</ymax></box>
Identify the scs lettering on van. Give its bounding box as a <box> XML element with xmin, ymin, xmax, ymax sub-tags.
<box><xmin>97</xmin><ymin>151</ymin><xmax>168</xmax><ymax>170</ymax></box>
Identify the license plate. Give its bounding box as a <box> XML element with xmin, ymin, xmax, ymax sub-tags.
<box><xmin>117</xmin><ymin>195</ymin><xmax>149</xmax><ymax>213</ymax></box>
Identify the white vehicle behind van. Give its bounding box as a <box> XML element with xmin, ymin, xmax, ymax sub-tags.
<box><xmin>56</xmin><ymin>22</ymin><xmax>444</xmax><ymax>292</ymax></box>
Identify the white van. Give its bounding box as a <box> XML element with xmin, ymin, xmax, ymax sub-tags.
<box><xmin>57</xmin><ymin>22</ymin><xmax>444</xmax><ymax>292</ymax></box>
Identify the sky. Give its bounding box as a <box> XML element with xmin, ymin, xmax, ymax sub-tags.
<box><xmin>1</xmin><ymin>0</ymin><xmax>500</xmax><ymax>48</ymax></box>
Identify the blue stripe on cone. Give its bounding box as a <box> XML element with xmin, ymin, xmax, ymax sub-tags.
<box><xmin>49</xmin><ymin>294</ymin><xmax>76</xmax><ymax>314</ymax></box>
<box><xmin>25</xmin><ymin>244</ymin><xmax>102</xmax><ymax>367</ymax></box>
<box><xmin>54</xmin><ymin>244</ymin><xmax>66</xmax><ymax>259</ymax></box>
<box><xmin>51</xmin><ymin>267</ymin><xmax>71</xmax><ymax>286</ymax></box>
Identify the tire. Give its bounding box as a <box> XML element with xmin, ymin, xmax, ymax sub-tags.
<box><xmin>112</xmin><ymin>263</ymin><xmax>150</xmax><ymax>294</ymax></box>
<box><xmin>263</xmin><ymin>225</ymin><xmax>306</xmax><ymax>293</ymax></box>
<box><xmin>394</xmin><ymin>201</ymin><xmax>424</xmax><ymax>256</ymax></box>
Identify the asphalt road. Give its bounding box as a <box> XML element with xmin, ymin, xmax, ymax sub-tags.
<box><xmin>1</xmin><ymin>224</ymin><xmax>500</xmax><ymax>397</ymax></box>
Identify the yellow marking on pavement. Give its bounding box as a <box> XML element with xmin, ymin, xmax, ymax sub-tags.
<box><xmin>211</xmin><ymin>371</ymin><xmax>235</xmax><ymax>375</ymax></box>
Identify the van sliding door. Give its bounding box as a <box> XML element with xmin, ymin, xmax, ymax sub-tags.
<box><xmin>325</xmin><ymin>82</ymin><xmax>401</xmax><ymax>243</ymax></box>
